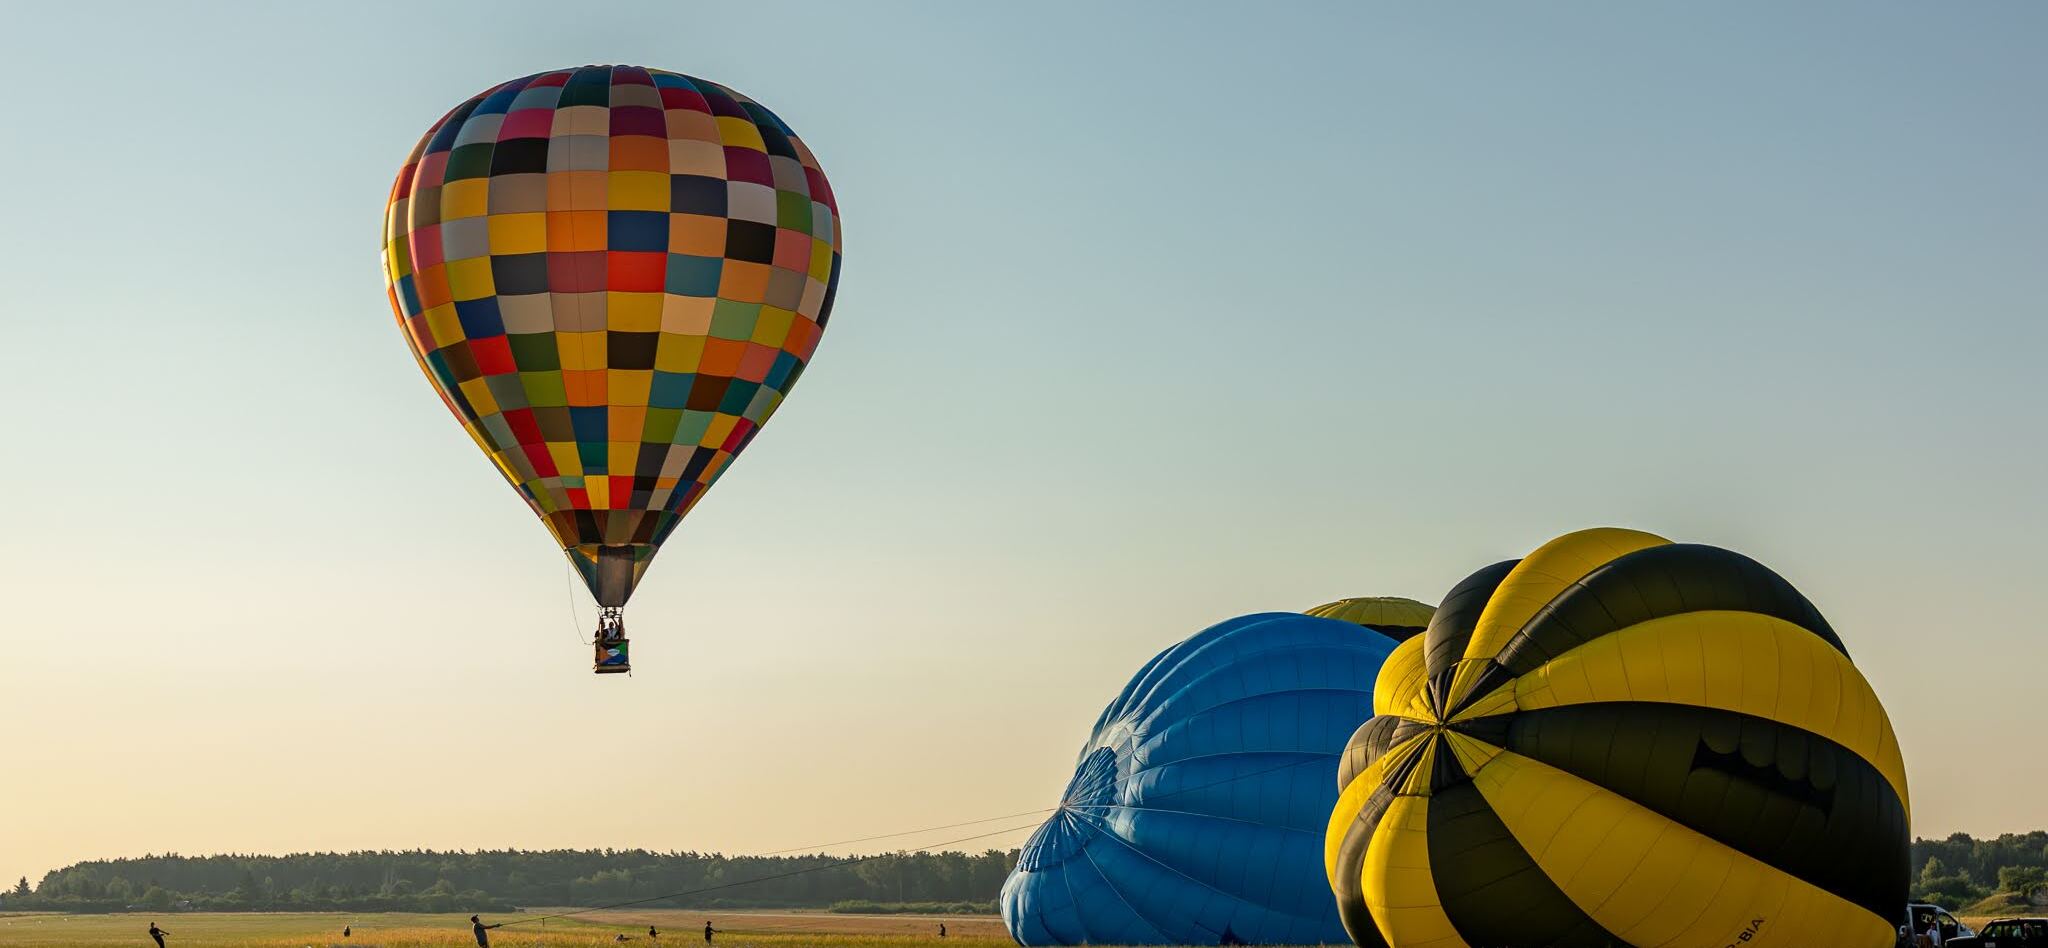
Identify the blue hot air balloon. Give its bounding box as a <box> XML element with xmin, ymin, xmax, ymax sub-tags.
<box><xmin>1000</xmin><ymin>610</ymin><xmax>1417</xmax><ymax>946</ymax></box>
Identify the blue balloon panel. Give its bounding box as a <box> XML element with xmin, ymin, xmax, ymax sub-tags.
<box><xmin>1001</xmin><ymin>613</ymin><xmax>1399</xmax><ymax>946</ymax></box>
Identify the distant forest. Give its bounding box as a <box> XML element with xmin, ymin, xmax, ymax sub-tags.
<box><xmin>0</xmin><ymin>848</ymin><xmax>1017</xmax><ymax>915</ymax></box>
<box><xmin>4</xmin><ymin>833</ymin><xmax>2044</xmax><ymax>916</ymax></box>
<box><xmin>1912</xmin><ymin>832</ymin><xmax>2048</xmax><ymax>909</ymax></box>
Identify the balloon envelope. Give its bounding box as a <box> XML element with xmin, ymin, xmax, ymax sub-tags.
<box><xmin>1002</xmin><ymin>612</ymin><xmax>1415</xmax><ymax>946</ymax></box>
<box><xmin>1325</xmin><ymin>528</ymin><xmax>1910</xmax><ymax>948</ymax></box>
<box><xmin>1303</xmin><ymin>597</ymin><xmax>1435</xmax><ymax>639</ymax></box>
<box><xmin>381</xmin><ymin>66</ymin><xmax>841</xmax><ymax>605</ymax></box>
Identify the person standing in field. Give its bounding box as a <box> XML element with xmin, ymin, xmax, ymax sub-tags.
<box><xmin>939</xmin><ymin>924</ymin><xmax>947</xmax><ymax>938</ymax></box>
<box><xmin>147</xmin><ymin>922</ymin><xmax>169</xmax><ymax>948</ymax></box>
<box><xmin>704</xmin><ymin>920</ymin><xmax>719</xmax><ymax>943</ymax></box>
<box><xmin>649</xmin><ymin>926</ymin><xmax>660</xmax><ymax>942</ymax></box>
<box><xmin>472</xmin><ymin>914</ymin><xmax>503</xmax><ymax>947</ymax></box>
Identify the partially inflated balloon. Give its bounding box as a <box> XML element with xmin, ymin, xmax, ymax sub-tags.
<box><xmin>1325</xmin><ymin>528</ymin><xmax>1909</xmax><ymax>948</ymax></box>
<box><xmin>382</xmin><ymin>66</ymin><xmax>840</xmax><ymax>607</ymax></box>
<box><xmin>1305</xmin><ymin>597</ymin><xmax>1435</xmax><ymax>640</ymax></box>
<box><xmin>1002</xmin><ymin>610</ymin><xmax>1426</xmax><ymax>946</ymax></box>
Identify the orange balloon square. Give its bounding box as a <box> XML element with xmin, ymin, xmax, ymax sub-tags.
<box><xmin>699</xmin><ymin>337</ymin><xmax>747</xmax><ymax>377</ymax></box>
<box><xmin>547</xmin><ymin>211</ymin><xmax>609</xmax><ymax>252</ymax></box>
<box><xmin>669</xmin><ymin>214</ymin><xmax>727</xmax><ymax>257</ymax></box>
<box><xmin>784</xmin><ymin>316</ymin><xmax>822</xmax><ymax>361</ymax></box>
<box><xmin>718</xmin><ymin>260</ymin><xmax>772</xmax><ymax>304</ymax></box>
<box><xmin>564</xmin><ymin>369</ymin><xmax>608</xmax><ymax>406</ymax></box>
<box><xmin>414</xmin><ymin>264</ymin><xmax>453</xmax><ymax>310</ymax></box>
<box><xmin>610</xmin><ymin>405</ymin><xmax>648</xmax><ymax>436</ymax></box>
<box><xmin>609</xmin><ymin>136</ymin><xmax>669</xmax><ymax>173</ymax></box>
<box><xmin>547</xmin><ymin>171</ymin><xmax>609</xmax><ymax>211</ymax></box>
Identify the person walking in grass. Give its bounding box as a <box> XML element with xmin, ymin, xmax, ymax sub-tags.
<box><xmin>649</xmin><ymin>926</ymin><xmax>660</xmax><ymax>942</ymax></box>
<box><xmin>147</xmin><ymin>922</ymin><xmax>169</xmax><ymax>948</ymax></box>
<box><xmin>471</xmin><ymin>914</ymin><xmax>503</xmax><ymax>947</ymax></box>
<box><xmin>704</xmin><ymin>920</ymin><xmax>720</xmax><ymax>943</ymax></box>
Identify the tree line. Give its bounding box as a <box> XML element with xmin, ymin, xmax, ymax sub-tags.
<box><xmin>1912</xmin><ymin>832</ymin><xmax>2048</xmax><ymax>910</ymax></box>
<box><xmin>10</xmin><ymin>832</ymin><xmax>2043</xmax><ymax>916</ymax></box>
<box><xmin>0</xmin><ymin>848</ymin><xmax>1018</xmax><ymax>915</ymax></box>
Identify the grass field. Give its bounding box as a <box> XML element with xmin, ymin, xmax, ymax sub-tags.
<box><xmin>0</xmin><ymin>910</ymin><xmax>1013</xmax><ymax>948</ymax></box>
<box><xmin>14</xmin><ymin>908</ymin><xmax>2029</xmax><ymax>946</ymax></box>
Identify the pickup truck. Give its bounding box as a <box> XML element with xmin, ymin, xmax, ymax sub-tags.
<box><xmin>1949</xmin><ymin>917</ymin><xmax>2048</xmax><ymax>948</ymax></box>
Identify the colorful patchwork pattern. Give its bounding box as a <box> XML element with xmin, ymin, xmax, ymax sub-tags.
<box><xmin>382</xmin><ymin>66</ymin><xmax>841</xmax><ymax>603</ymax></box>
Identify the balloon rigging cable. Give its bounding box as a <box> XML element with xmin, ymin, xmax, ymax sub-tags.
<box><xmin>566</xmin><ymin>560</ymin><xmax>592</xmax><ymax>646</ymax></box>
<box><xmin>492</xmin><ymin>753</ymin><xmax>1336</xmax><ymax>929</ymax></box>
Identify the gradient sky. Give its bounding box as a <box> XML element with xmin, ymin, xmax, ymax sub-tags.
<box><xmin>1</xmin><ymin>1</ymin><xmax>2043</xmax><ymax>889</ymax></box>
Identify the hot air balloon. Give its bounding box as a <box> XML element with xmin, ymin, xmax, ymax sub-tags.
<box><xmin>1325</xmin><ymin>528</ymin><xmax>1910</xmax><ymax>948</ymax></box>
<box><xmin>1002</xmin><ymin>608</ymin><xmax>1431</xmax><ymax>946</ymax></box>
<box><xmin>381</xmin><ymin>66</ymin><xmax>841</xmax><ymax>672</ymax></box>
<box><xmin>1305</xmin><ymin>597</ymin><xmax>1435</xmax><ymax>640</ymax></box>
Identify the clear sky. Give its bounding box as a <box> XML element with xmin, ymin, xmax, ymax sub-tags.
<box><xmin>0</xmin><ymin>1</ymin><xmax>2042</xmax><ymax>889</ymax></box>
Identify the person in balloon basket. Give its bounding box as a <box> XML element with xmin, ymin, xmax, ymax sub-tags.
<box><xmin>147</xmin><ymin>922</ymin><xmax>169</xmax><ymax>947</ymax></box>
<box><xmin>471</xmin><ymin>914</ymin><xmax>503</xmax><ymax>947</ymax></box>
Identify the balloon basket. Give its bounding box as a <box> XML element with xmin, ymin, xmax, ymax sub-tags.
<box><xmin>593</xmin><ymin>637</ymin><xmax>630</xmax><ymax>674</ymax></box>
<box><xmin>592</xmin><ymin>605</ymin><xmax>629</xmax><ymax>674</ymax></box>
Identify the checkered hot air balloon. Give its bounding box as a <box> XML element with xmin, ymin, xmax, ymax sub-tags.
<box><xmin>381</xmin><ymin>66</ymin><xmax>841</xmax><ymax>671</ymax></box>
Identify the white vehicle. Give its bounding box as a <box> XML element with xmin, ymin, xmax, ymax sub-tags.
<box><xmin>1903</xmin><ymin>903</ymin><xmax>1976</xmax><ymax>945</ymax></box>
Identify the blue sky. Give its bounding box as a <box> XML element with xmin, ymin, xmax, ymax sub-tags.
<box><xmin>0</xmin><ymin>1</ymin><xmax>2042</xmax><ymax>886</ymax></box>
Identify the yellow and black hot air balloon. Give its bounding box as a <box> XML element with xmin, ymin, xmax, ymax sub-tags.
<box><xmin>1306</xmin><ymin>597</ymin><xmax>1436</xmax><ymax>641</ymax></box>
<box><xmin>1325</xmin><ymin>528</ymin><xmax>1909</xmax><ymax>948</ymax></box>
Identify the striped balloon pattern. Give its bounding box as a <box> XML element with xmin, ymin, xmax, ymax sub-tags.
<box><xmin>381</xmin><ymin>65</ymin><xmax>840</xmax><ymax>606</ymax></box>
<box><xmin>1003</xmin><ymin>612</ymin><xmax>1420</xmax><ymax>946</ymax></box>
<box><xmin>1325</xmin><ymin>528</ymin><xmax>1909</xmax><ymax>948</ymax></box>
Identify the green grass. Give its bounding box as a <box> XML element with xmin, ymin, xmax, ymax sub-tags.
<box><xmin>0</xmin><ymin>911</ymin><xmax>1020</xmax><ymax>948</ymax></box>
